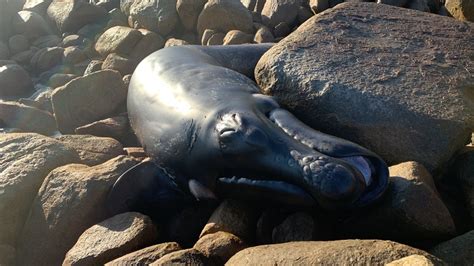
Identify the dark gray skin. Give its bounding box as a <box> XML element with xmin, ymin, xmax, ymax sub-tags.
<box><xmin>107</xmin><ymin>44</ymin><xmax>389</xmax><ymax>213</ymax></box>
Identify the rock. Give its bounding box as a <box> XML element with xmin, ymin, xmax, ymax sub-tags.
<box><xmin>200</xmin><ymin>199</ymin><xmax>257</xmax><ymax>242</ymax></box>
<box><xmin>83</xmin><ymin>59</ymin><xmax>103</xmax><ymax>75</ymax></box>
<box><xmin>12</xmin><ymin>10</ymin><xmax>52</xmax><ymax>40</ymax></box>
<box><xmin>63</xmin><ymin>212</ymin><xmax>158</xmax><ymax>266</ymax></box>
<box><xmin>32</xmin><ymin>34</ymin><xmax>62</xmax><ymax>48</ymax></box>
<box><xmin>17</xmin><ymin>156</ymin><xmax>140</xmax><ymax>266</ymax></box>
<box><xmin>256</xmin><ymin>208</ymin><xmax>290</xmax><ymax>244</ymax></box>
<box><xmin>273</xmin><ymin>21</ymin><xmax>291</xmax><ymax>37</ymax></box>
<box><xmin>30</xmin><ymin>47</ymin><xmax>64</xmax><ymax>73</ymax></box>
<box><xmin>430</xmin><ymin>230</ymin><xmax>474</xmax><ymax>265</ymax></box>
<box><xmin>194</xmin><ymin>232</ymin><xmax>247</xmax><ymax>265</ymax></box>
<box><xmin>387</xmin><ymin>255</ymin><xmax>443</xmax><ymax>266</ymax></box>
<box><xmin>62</xmin><ymin>34</ymin><xmax>85</xmax><ymax>47</ymax></box>
<box><xmin>120</xmin><ymin>0</ymin><xmax>134</xmax><ymax>15</ymax></box>
<box><xmin>8</xmin><ymin>34</ymin><xmax>28</xmax><ymax>55</ymax></box>
<box><xmin>74</xmin><ymin>114</ymin><xmax>139</xmax><ymax>146</ymax></box>
<box><xmin>105</xmin><ymin>242</ymin><xmax>182</xmax><ymax>265</ymax></box>
<box><xmin>207</xmin><ymin>32</ymin><xmax>225</xmax><ymax>45</ymax></box>
<box><xmin>0</xmin><ymin>101</ymin><xmax>57</xmax><ymax>134</ymax></box>
<box><xmin>297</xmin><ymin>4</ymin><xmax>314</xmax><ymax>23</ymax></box>
<box><xmin>0</xmin><ymin>63</ymin><xmax>33</xmax><ymax>96</ymax></box>
<box><xmin>223</xmin><ymin>30</ymin><xmax>254</xmax><ymax>45</ymax></box>
<box><xmin>309</xmin><ymin>0</ymin><xmax>329</xmax><ymax>13</ymax></box>
<box><xmin>165</xmin><ymin>38</ymin><xmax>189</xmax><ymax>47</ymax></box>
<box><xmin>261</xmin><ymin>0</ymin><xmax>301</xmax><ymax>28</ymax></box>
<box><xmin>272</xmin><ymin>212</ymin><xmax>315</xmax><ymax>243</ymax></box>
<box><xmin>226</xmin><ymin>240</ymin><xmax>443</xmax><ymax>265</ymax></box>
<box><xmin>51</xmin><ymin>69</ymin><xmax>126</xmax><ymax>133</ymax></box>
<box><xmin>255</xmin><ymin>2</ymin><xmax>474</xmax><ymax>172</ymax></box>
<box><xmin>0</xmin><ymin>133</ymin><xmax>79</xmax><ymax>246</ymax></box>
<box><xmin>197</xmin><ymin>0</ymin><xmax>254</xmax><ymax>37</ymax></box>
<box><xmin>176</xmin><ymin>0</ymin><xmax>206</xmax><ymax>31</ymax></box>
<box><xmin>408</xmin><ymin>0</ymin><xmax>430</xmax><ymax>11</ymax></box>
<box><xmin>338</xmin><ymin>163</ymin><xmax>456</xmax><ymax>240</ymax></box>
<box><xmin>129</xmin><ymin>0</ymin><xmax>179</xmax><ymax>36</ymax></box>
<box><xmin>0</xmin><ymin>42</ymin><xmax>9</xmax><ymax>60</ymax></box>
<box><xmin>254</xmin><ymin>26</ymin><xmax>274</xmax><ymax>43</ymax></box>
<box><xmin>92</xmin><ymin>0</ymin><xmax>120</xmax><ymax>11</ymax></box>
<box><xmin>451</xmin><ymin>147</ymin><xmax>474</xmax><ymax>223</ymax></box>
<box><xmin>0</xmin><ymin>0</ymin><xmax>13</xmax><ymax>42</ymax></box>
<box><xmin>95</xmin><ymin>26</ymin><xmax>143</xmax><ymax>57</ymax></box>
<box><xmin>10</xmin><ymin>49</ymin><xmax>34</xmax><ymax>65</ymax></box>
<box><xmin>102</xmin><ymin>53</ymin><xmax>136</xmax><ymax>75</ymax></box>
<box><xmin>49</xmin><ymin>73</ymin><xmax>78</xmax><ymax>88</ymax></box>
<box><xmin>0</xmin><ymin>244</ymin><xmax>15</xmax><ymax>266</ymax></box>
<box><xmin>47</xmin><ymin>0</ymin><xmax>107</xmax><ymax>33</ymax></box>
<box><xmin>201</xmin><ymin>29</ymin><xmax>216</xmax><ymax>45</ymax></box>
<box><xmin>23</xmin><ymin>0</ymin><xmax>52</xmax><ymax>15</ymax></box>
<box><xmin>130</xmin><ymin>29</ymin><xmax>165</xmax><ymax>61</ymax></box>
<box><xmin>389</xmin><ymin>161</ymin><xmax>438</xmax><ymax>193</ymax></box>
<box><xmin>63</xmin><ymin>46</ymin><xmax>87</xmax><ymax>65</ymax></box>
<box><xmin>377</xmin><ymin>0</ymin><xmax>408</xmax><ymax>6</ymax></box>
<box><xmin>124</xmin><ymin>147</ymin><xmax>146</xmax><ymax>158</ymax></box>
<box><xmin>150</xmin><ymin>249</ymin><xmax>211</xmax><ymax>265</ymax></box>
<box><xmin>55</xmin><ymin>135</ymin><xmax>124</xmax><ymax>166</ymax></box>
<box><xmin>445</xmin><ymin>0</ymin><xmax>474</xmax><ymax>21</ymax></box>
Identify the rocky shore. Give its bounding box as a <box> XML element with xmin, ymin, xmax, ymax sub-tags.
<box><xmin>0</xmin><ymin>0</ymin><xmax>473</xmax><ymax>265</ymax></box>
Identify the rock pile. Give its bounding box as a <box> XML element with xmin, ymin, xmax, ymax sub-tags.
<box><xmin>0</xmin><ymin>0</ymin><xmax>472</xmax><ymax>265</ymax></box>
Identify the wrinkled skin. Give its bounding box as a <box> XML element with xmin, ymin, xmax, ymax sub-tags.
<box><xmin>108</xmin><ymin>44</ymin><xmax>389</xmax><ymax>213</ymax></box>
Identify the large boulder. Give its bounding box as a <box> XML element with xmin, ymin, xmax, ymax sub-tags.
<box><xmin>129</xmin><ymin>29</ymin><xmax>165</xmax><ymax>61</ymax></box>
<box><xmin>95</xmin><ymin>26</ymin><xmax>143</xmax><ymax>57</ymax></box>
<box><xmin>105</xmin><ymin>242</ymin><xmax>181</xmax><ymax>265</ymax></box>
<box><xmin>17</xmin><ymin>156</ymin><xmax>140</xmax><ymax>266</ymax></box>
<box><xmin>63</xmin><ymin>212</ymin><xmax>158</xmax><ymax>266</ymax></box>
<box><xmin>0</xmin><ymin>63</ymin><xmax>32</xmax><ymax>97</ymax></box>
<box><xmin>47</xmin><ymin>0</ymin><xmax>107</xmax><ymax>33</ymax></box>
<box><xmin>226</xmin><ymin>240</ymin><xmax>443</xmax><ymax>265</ymax></box>
<box><xmin>194</xmin><ymin>231</ymin><xmax>247</xmax><ymax>265</ymax></box>
<box><xmin>176</xmin><ymin>0</ymin><xmax>206</xmax><ymax>31</ymax></box>
<box><xmin>261</xmin><ymin>0</ymin><xmax>301</xmax><ymax>28</ymax></box>
<box><xmin>255</xmin><ymin>2</ymin><xmax>474</xmax><ymax>172</ymax></box>
<box><xmin>51</xmin><ymin>70</ymin><xmax>127</xmax><ymax>133</ymax></box>
<box><xmin>129</xmin><ymin>0</ymin><xmax>179</xmax><ymax>36</ymax></box>
<box><xmin>0</xmin><ymin>133</ymin><xmax>79</xmax><ymax>246</ymax></box>
<box><xmin>0</xmin><ymin>101</ymin><xmax>57</xmax><ymax>134</ymax></box>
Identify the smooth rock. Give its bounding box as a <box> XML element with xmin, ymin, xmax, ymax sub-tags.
<box><xmin>261</xmin><ymin>0</ymin><xmax>301</xmax><ymax>28</ymax></box>
<box><xmin>17</xmin><ymin>156</ymin><xmax>140</xmax><ymax>266</ymax></box>
<box><xmin>30</xmin><ymin>47</ymin><xmax>64</xmax><ymax>73</ymax></box>
<box><xmin>10</xmin><ymin>49</ymin><xmax>34</xmax><ymax>65</ymax></box>
<box><xmin>197</xmin><ymin>0</ymin><xmax>254</xmax><ymax>37</ymax></box>
<box><xmin>450</xmin><ymin>147</ymin><xmax>474</xmax><ymax>223</ymax></box>
<box><xmin>105</xmin><ymin>242</ymin><xmax>182</xmax><ymax>265</ymax></box>
<box><xmin>200</xmin><ymin>199</ymin><xmax>257</xmax><ymax>242</ymax></box>
<box><xmin>8</xmin><ymin>34</ymin><xmax>28</xmax><ymax>55</ymax></box>
<box><xmin>389</xmin><ymin>161</ymin><xmax>438</xmax><ymax>193</ymax></box>
<box><xmin>201</xmin><ymin>29</ymin><xmax>216</xmax><ymax>45</ymax></box>
<box><xmin>55</xmin><ymin>135</ymin><xmax>124</xmax><ymax>166</ymax></box>
<box><xmin>32</xmin><ymin>34</ymin><xmax>61</xmax><ymax>48</ymax></box>
<box><xmin>83</xmin><ymin>60</ymin><xmax>103</xmax><ymax>75</ymax></box>
<box><xmin>51</xmin><ymin>70</ymin><xmax>126</xmax><ymax>133</ymax></box>
<box><xmin>387</xmin><ymin>255</ymin><xmax>442</xmax><ymax>266</ymax></box>
<box><xmin>0</xmin><ymin>63</ymin><xmax>32</xmax><ymax>96</ymax></box>
<box><xmin>0</xmin><ymin>42</ymin><xmax>9</xmax><ymax>60</ymax></box>
<box><xmin>12</xmin><ymin>10</ymin><xmax>52</xmax><ymax>39</ymax></box>
<box><xmin>0</xmin><ymin>133</ymin><xmax>79</xmax><ymax>246</ymax></box>
<box><xmin>445</xmin><ymin>0</ymin><xmax>474</xmax><ymax>21</ymax></box>
<box><xmin>0</xmin><ymin>244</ymin><xmax>15</xmax><ymax>266</ymax></box>
<box><xmin>130</xmin><ymin>29</ymin><xmax>165</xmax><ymax>61</ymax></box>
<box><xmin>194</xmin><ymin>231</ymin><xmax>247</xmax><ymax>265</ymax></box>
<box><xmin>309</xmin><ymin>0</ymin><xmax>329</xmax><ymax>13</ymax></box>
<box><xmin>48</xmin><ymin>73</ymin><xmax>78</xmax><ymax>88</ymax></box>
<box><xmin>273</xmin><ymin>21</ymin><xmax>291</xmax><ymax>37</ymax></box>
<box><xmin>47</xmin><ymin>0</ymin><xmax>107</xmax><ymax>33</ymax></box>
<box><xmin>377</xmin><ymin>0</ymin><xmax>408</xmax><ymax>7</ymax></box>
<box><xmin>255</xmin><ymin>2</ymin><xmax>474</xmax><ymax>172</ymax></box>
<box><xmin>176</xmin><ymin>0</ymin><xmax>206</xmax><ymax>31</ymax></box>
<box><xmin>272</xmin><ymin>212</ymin><xmax>315</xmax><ymax>243</ymax></box>
<box><xmin>430</xmin><ymin>230</ymin><xmax>474</xmax><ymax>265</ymax></box>
<box><xmin>150</xmin><ymin>249</ymin><xmax>211</xmax><ymax>265</ymax></box>
<box><xmin>0</xmin><ymin>0</ymin><xmax>13</xmax><ymax>42</ymax></box>
<box><xmin>23</xmin><ymin>0</ymin><xmax>52</xmax><ymax>15</ymax></box>
<box><xmin>408</xmin><ymin>0</ymin><xmax>430</xmax><ymax>11</ymax></box>
<box><xmin>226</xmin><ymin>240</ymin><xmax>443</xmax><ymax>265</ymax></box>
<box><xmin>102</xmin><ymin>53</ymin><xmax>136</xmax><ymax>75</ymax></box>
<box><xmin>129</xmin><ymin>0</ymin><xmax>179</xmax><ymax>36</ymax></box>
<box><xmin>124</xmin><ymin>147</ymin><xmax>146</xmax><ymax>158</ymax></box>
<box><xmin>95</xmin><ymin>26</ymin><xmax>143</xmax><ymax>57</ymax></box>
<box><xmin>254</xmin><ymin>26</ymin><xmax>274</xmax><ymax>43</ymax></box>
<box><xmin>62</xmin><ymin>34</ymin><xmax>85</xmax><ymax>48</ymax></box>
<box><xmin>0</xmin><ymin>101</ymin><xmax>57</xmax><ymax>134</ymax></box>
<box><xmin>165</xmin><ymin>38</ymin><xmax>189</xmax><ymax>47</ymax></box>
<box><xmin>206</xmin><ymin>32</ymin><xmax>225</xmax><ymax>45</ymax></box>
<box><xmin>63</xmin><ymin>46</ymin><xmax>87</xmax><ymax>65</ymax></box>
<box><xmin>223</xmin><ymin>30</ymin><xmax>254</xmax><ymax>45</ymax></box>
<box><xmin>63</xmin><ymin>212</ymin><xmax>158</xmax><ymax>266</ymax></box>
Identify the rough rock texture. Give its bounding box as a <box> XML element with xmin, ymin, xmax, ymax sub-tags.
<box><xmin>150</xmin><ymin>249</ymin><xmax>211</xmax><ymax>265</ymax></box>
<box><xmin>0</xmin><ymin>101</ymin><xmax>57</xmax><ymax>134</ymax></box>
<box><xmin>102</xmin><ymin>53</ymin><xmax>136</xmax><ymax>75</ymax></box>
<box><xmin>95</xmin><ymin>26</ymin><xmax>143</xmax><ymax>57</ymax></box>
<box><xmin>338</xmin><ymin>162</ymin><xmax>456</xmax><ymax>240</ymax></box>
<box><xmin>430</xmin><ymin>230</ymin><xmax>474</xmax><ymax>265</ymax></box>
<box><xmin>0</xmin><ymin>133</ymin><xmax>79</xmax><ymax>246</ymax></box>
<box><xmin>223</xmin><ymin>30</ymin><xmax>254</xmax><ymax>45</ymax></box>
<box><xmin>194</xmin><ymin>231</ymin><xmax>247</xmax><ymax>265</ymax></box>
<box><xmin>200</xmin><ymin>199</ymin><xmax>257</xmax><ymax>242</ymax></box>
<box><xmin>63</xmin><ymin>212</ymin><xmax>158</xmax><ymax>266</ymax></box>
<box><xmin>105</xmin><ymin>242</ymin><xmax>181</xmax><ymax>265</ymax></box>
<box><xmin>0</xmin><ymin>63</ymin><xmax>33</xmax><ymax>96</ymax></box>
<box><xmin>272</xmin><ymin>212</ymin><xmax>315</xmax><ymax>243</ymax></box>
<box><xmin>226</xmin><ymin>240</ymin><xmax>443</xmax><ymax>265</ymax></box>
<box><xmin>17</xmin><ymin>156</ymin><xmax>140</xmax><ymax>266</ymax></box>
<box><xmin>129</xmin><ymin>0</ymin><xmax>179</xmax><ymax>36</ymax></box>
<box><xmin>197</xmin><ymin>0</ymin><xmax>254</xmax><ymax>37</ymax></box>
<box><xmin>255</xmin><ymin>2</ymin><xmax>474</xmax><ymax>172</ymax></box>
<box><xmin>445</xmin><ymin>0</ymin><xmax>474</xmax><ymax>21</ymax></box>
<box><xmin>47</xmin><ymin>0</ymin><xmax>107</xmax><ymax>33</ymax></box>
<box><xmin>55</xmin><ymin>135</ymin><xmax>124</xmax><ymax>166</ymax></box>
<box><xmin>387</xmin><ymin>255</ymin><xmax>442</xmax><ymax>266</ymax></box>
<box><xmin>261</xmin><ymin>0</ymin><xmax>301</xmax><ymax>28</ymax></box>
<box><xmin>51</xmin><ymin>70</ymin><xmax>127</xmax><ymax>133</ymax></box>
<box><xmin>176</xmin><ymin>0</ymin><xmax>206</xmax><ymax>31</ymax></box>
<box><xmin>129</xmin><ymin>29</ymin><xmax>165</xmax><ymax>61</ymax></box>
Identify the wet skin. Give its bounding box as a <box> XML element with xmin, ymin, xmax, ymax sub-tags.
<box><xmin>108</xmin><ymin>44</ymin><xmax>389</xmax><ymax>213</ymax></box>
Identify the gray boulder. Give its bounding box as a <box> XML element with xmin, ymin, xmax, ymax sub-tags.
<box><xmin>129</xmin><ymin>0</ymin><xmax>179</xmax><ymax>36</ymax></box>
<box><xmin>255</xmin><ymin>2</ymin><xmax>474</xmax><ymax>172</ymax></box>
<box><xmin>261</xmin><ymin>0</ymin><xmax>301</xmax><ymax>28</ymax></box>
<box><xmin>176</xmin><ymin>0</ymin><xmax>206</xmax><ymax>31</ymax></box>
<box><xmin>12</xmin><ymin>10</ymin><xmax>52</xmax><ymax>39</ymax></box>
<box><xmin>95</xmin><ymin>26</ymin><xmax>143</xmax><ymax>57</ymax></box>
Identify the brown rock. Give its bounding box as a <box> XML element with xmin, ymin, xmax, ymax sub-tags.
<box><xmin>124</xmin><ymin>147</ymin><xmax>146</xmax><ymax>158</ymax></box>
<box><xmin>223</xmin><ymin>30</ymin><xmax>254</xmax><ymax>45</ymax></box>
<box><xmin>445</xmin><ymin>0</ymin><xmax>474</xmax><ymax>21</ymax></box>
<box><xmin>129</xmin><ymin>0</ymin><xmax>179</xmax><ymax>36</ymax></box>
<box><xmin>55</xmin><ymin>135</ymin><xmax>124</xmax><ymax>166</ymax></box>
<box><xmin>47</xmin><ymin>0</ymin><xmax>107</xmax><ymax>33</ymax></box>
<box><xmin>102</xmin><ymin>53</ymin><xmax>137</xmax><ymax>75</ymax></box>
<box><xmin>17</xmin><ymin>156</ymin><xmax>140</xmax><ymax>266</ymax></box>
<box><xmin>51</xmin><ymin>70</ymin><xmax>126</xmax><ymax>133</ymax></box>
<box><xmin>201</xmin><ymin>29</ymin><xmax>216</xmax><ymax>45</ymax></box>
<box><xmin>0</xmin><ymin>133</ymin><xmax>79</xmax><ymax>246</ymax></box>
<box><xmin>176</xmin><ymin>0</ymin><xmax>206</xmax><ymax>31</ymax></box>
<box><xmin>207</xmin><ymin>32</ymin><xmax>225</xmax><ymax>45</ymax></box>
<box><xmin>0</xmin><ymin>244</ymin><xmax>15</xmax><ymax>266</ymax></box>
<box><xmin>105</xmin><ymin>242</ymin><xmax>182</xmax><ymax>265</ymax></box>
<box><xmin>389</xmin><ymin>161</ymin><xmax>438</xmax><ymax>193</ymax></box>
<box><xmin>164</xmin><ymin>38</ymin><xmax>190</xmax><ymax>47</ymax></box>
<box><xmin>430</xmin><ymin>230</ymin><xmax>474</xmax><ymax>265</ymax></box>
<box><xmin>63</xmin><ymin>212</ymin><xmax>158</xmax><ymax>266</ymax></box>
<box><xmin>63</xmin><ymin>46</ymin><xmax>87</xmax><ymax>65</ymax></box>
<box><xmin>377</xmin><ymin>0</ymin><xmax>408</xmax><ymax>7</ymax></box>
<box><xmin>95</xmin><ymin>26</ymin><xmax>143</xmax><ymax>57</ymax></box>
<box><xmin>254</xmin><ymin>25</ymin><xmax>274</xmax><ymax>43</ymax></box>
<box><xmin>49</xmin><ymin>73</ymin><xmax>78</xmax><ymax>88</ymax></box>
<box><xmin>194</xmin><ymin>232</ymin><xmax>247</xmax><ymax>265</ymax></box>
<box><xmin>200</xmin><ymin>199</ymin><xmax>257</xmax><ymax>242</ymax></box>
<box><xmin>261</xmin><ymin>0</ymin><xmax>301</xmax><ymax>28</ymax></box>
<box><xmin>0</xmin><ymin>63</ymin><xmax>32</xmax><ymax>96</ymax></box>
<box><xmin>272</xmin><ymin>212</ymin><xmax>315</xmax><ymax>243</ymax></box>
<box><xmin>83</xmin><ymin>60</ymin><xmax>103</xmax><ymax>75</ymax></box>
<box><xmin>150</xmin><ymin>249</ymin><xmax>211</xmax><ymax>265</ymax></box>
<box><xmin>130</xmin><ymin>29</ymin><xmax>165</xmax><ymax>61</ymax></box>
<box><xmin>255</xmin><ymin>2</ymin><xmax>474</xmax><ymax>172</ymax></box>
<box><xmin>226</xmin><ymin>240</ymin><xmax>443</xmax><ymax>265</ymax></box>
<box><xmin>387</xmin><ymin>255</ymin><xmax>443</xmax><ymax>266</ymax></box>
<box><xmin>309</xmin><ymin>0</ymin><xmax>329</xmax><ymax>13</ymax></box>
<box><xmin>0</xmin><ymin>101</ymin><xmax>57</xmax><ymax>134</ymax></box>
